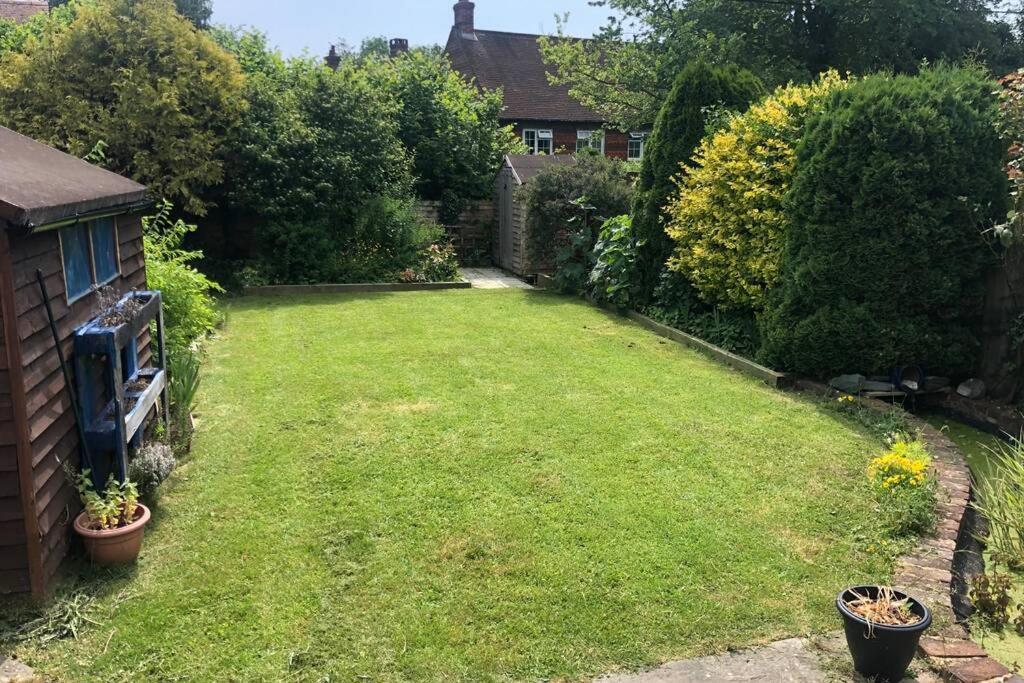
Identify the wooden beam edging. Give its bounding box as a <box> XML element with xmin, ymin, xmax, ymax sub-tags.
<box><xmin>793</xmin><ymin>379</ymin><xmax>1017</xmax><ymax>683</ymax></box>
<box><xmin>620</xmin><ymin>309</ymin><xmax>791</xmax><ymax>389</ymax></box>
<box><xmin>243</xmin><ymin>281</ymin><xmax>473</xmax><ymax>296</ymax></box>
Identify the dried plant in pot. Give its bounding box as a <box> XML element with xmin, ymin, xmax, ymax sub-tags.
<box><xmin>72</xmin><ymin>470</ymin><xmax>151</xmax><ymax>566</ymax></box>
<box><xmin>836</xmin><ymin>585</ymin><xmax>932</xmax><ymax>682</ymax></box>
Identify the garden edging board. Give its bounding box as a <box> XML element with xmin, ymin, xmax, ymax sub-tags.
<box><xmin>243</xmin><ymin>280</ymin><xmax>472</xmax><ymax>296</ymax></box>
<box><xmin>794</xmin><ymin>379</ymin><xmax>1016</xmax><ymax>683</ymax></box>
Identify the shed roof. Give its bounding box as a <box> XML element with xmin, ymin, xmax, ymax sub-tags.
<box><xmin>0</xmin><ymin>126</ymin><xmax>149</xmax><ymax>231</ymax></box>
<box><xmin>0</xmin><ymin>0</ymin><xmax>47</xmax><ymax>22</ymax></box>
<box><xmin>504</xmin><ymin>154</ymin><xmax>578</xmax><ymax>185</ymax></box>
<box><xmin>447</xmin><ymin>28</ymin><xmax>604</xmax><ymax>124</ymax></box>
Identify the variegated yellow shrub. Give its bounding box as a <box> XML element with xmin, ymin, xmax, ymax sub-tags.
<box><xmin>665</xmin><ymin>71</ymin><xmax>848</xmax><ymax>309</ymax></box>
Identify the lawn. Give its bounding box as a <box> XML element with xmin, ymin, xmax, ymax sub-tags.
<box><xmin>11</xmin><ymin>290</ymin><xmax>895</xmax><ymax>681</ymax></box>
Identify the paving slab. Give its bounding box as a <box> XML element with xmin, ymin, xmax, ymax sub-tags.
<box><xmin>0</xmin><ymin>656</ymin><xmax>39</xmax><ymax>683</ymax></box>
<box><xmin>597</xmin><ymin>638</ymin><xmax>828</xmax><ymax>683</ymax></box>
<box><xmin>461</xmin><ymin>267</ymin><xmax>534</xmax><ymax>289</ymax></box>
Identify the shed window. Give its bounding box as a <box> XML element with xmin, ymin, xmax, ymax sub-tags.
<box><xmin>523</xmin><ymin>129</ymin><xmax>553</xmax><ymax>155</ymax></box>
<box><xmin>60</xmin><ymin>217</ymin><xmax>120</xmax><ymax>302</ymax></box>
<box><xmin>576</xmin><ymin>130</ymin><xmax>604</xmax><ymax>155</ymax></box>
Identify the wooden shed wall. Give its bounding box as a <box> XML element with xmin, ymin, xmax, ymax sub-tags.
<box><xmin>2</xmin><ymin>213</ymin><xmax>147</xmax><ymax>594</ymax></box>
<box><xmin>0</xmin><ymin>251</ymin><xmax>30</xmax><ymax>594</ymax></box>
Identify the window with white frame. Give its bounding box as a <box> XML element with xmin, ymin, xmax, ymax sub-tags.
<box><xmin>59</xmin><ymin>217</ymin><xmax>120</xmax><ymax>303</ymax></box>
<box><xmin>628</xmin><ymin>132</ymin><xmax>649</xmax><ymax>162</ymax></box>
<box><xmin>576</xmin><ymin>130</ymin><xmax>605</xmax><ymax>154</ymax></box>
<box><xmin>523</xmin><ymin>129</ymin><xmax>553</xmax><ymax>155</ymax></box>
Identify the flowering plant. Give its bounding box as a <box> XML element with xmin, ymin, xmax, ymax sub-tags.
<box><xmin>868</xmin><ymin>439</ymin><xmax>930</xmax><ymax>491</ymax></box>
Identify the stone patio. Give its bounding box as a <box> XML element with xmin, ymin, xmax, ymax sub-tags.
<box><xmin>461</xmin><ymin>267</ymin><xmax>534</xmax><ymax>289</ymax></box>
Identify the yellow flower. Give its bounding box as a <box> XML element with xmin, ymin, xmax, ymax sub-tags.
<box><xmin>868</xmin><ymin>439</ymin><xmax>931</xmax><ymax>490</ymax></box>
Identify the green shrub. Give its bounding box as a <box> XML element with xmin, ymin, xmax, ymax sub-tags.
<box><xmin>666</xmin><ymin>71</ymin><xmax>847</xmax><ymax>310</ymax></box>
<box><xmin>0</xmin><ymin>0</ymin><xmax>245</xmax><ymax>215</ymax></box>
<box><xmin>588</xmin><ymin>216</ymin><xmax>643</xmax><ymax>310</ymax></box>
<box><xmin>143</xmin><ymin>201</ymin><xmax>223</xmax><ymax>354</ymax></box>
<box><xmin>761</xmin><ymin>65</ymin><xmax>1008</xmax><ymax>378</ymax></box>
<box><xmin>632</xmin><ymin>60</ymin><xmax>763</xmax><ymax>303</ymax></box>
<box><xmin>644</xmin><ymin>270</ymin><xmax>759</xmax><ymax>356</ymax></box>
<box><xmin>524</xmin><ymin>155</ymin><xmax>634</xmax><ymax>292</ymax></box>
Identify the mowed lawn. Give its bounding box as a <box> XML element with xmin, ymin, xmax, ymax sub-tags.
<box><xmin>19</xmin><ymin>290</ymin><xmax>893</xmax><ymax>681</ymax></box>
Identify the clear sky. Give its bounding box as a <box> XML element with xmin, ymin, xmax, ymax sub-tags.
<box><xmin>211</xmin><ymin>0</ymin><xmax>616</xmax><ymax>57</ymax></box>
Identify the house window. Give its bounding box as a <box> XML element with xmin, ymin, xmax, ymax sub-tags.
<box><xmin>523</xmin><ymin>129</ymin><xmax>553</xmax><ymax>155</ymax></box>
<box><xmin>628</xmin><ymin>132</ymin><xmax>649</xmax><ymax>162</ymax></box>
<box><xmin>60</xmin><ymin>217</ymin><xmax>120</xmax><ymax>302</ymax></box>
<box><xmin>576</xmin><ymin>130</ymin><xmax>604</xmax><ymax>155</ymax></box>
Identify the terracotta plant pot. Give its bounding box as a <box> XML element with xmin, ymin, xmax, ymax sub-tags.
<box><xmin>73</xmin><ymin>504</ymin><xmax>151</xmax><ymax>566</ymax></box>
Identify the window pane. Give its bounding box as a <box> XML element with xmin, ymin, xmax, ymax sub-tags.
<box><xmin>628</xmin><ymin>139</ymin><xmax>643</xmax><ymax>160</ymax></box>
<box><xmin>91</xmin><ymin>218</ymin><xmax>119</xmax><ymax>283</ymax></box>
<box><xmin>61</xmin><ymin>225</ymin><xmax>92</xmax><ymax>300</ymax></box>
<box><xmin>538</xmin><ymin>138</ymin><xmax>552</xmax><ymax>155</ymax></box>
<box><xmin>524</xmin><ymin>130</ymin><xmax>537</xmax><ymax>154</ymax></box>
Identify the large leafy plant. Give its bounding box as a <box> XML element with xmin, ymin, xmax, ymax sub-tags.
<box><xmin>74</xmin><ymin>471</ymin><xmax>140</xmax><ymax>531</ymax></box>
<box><xmin>143</xmin><ymin>201</ymin><xmax>223</xmax><ymax>354</ymax></box>
<box><xmin>589</xmin><ymin>215</ymin><xmax>644</xmax><ymax>310</ymax></box>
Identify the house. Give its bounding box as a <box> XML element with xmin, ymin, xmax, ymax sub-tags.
<box><xmin>494</xmin><ymin>154</ymin><xmax>577</xmax><ymax>276</ymax></box>
<box><xmin>443</xmin><ymin>1</ymin><xmax>648</xmax><ymax>162</ymax></box>
<box><xmin>0</xmin><ymin>126</ymin><xmax>156</xmax><ymax>597</ymax></box>
<box><xmin>0</xmin><ymin>0</ymin><xmax>47</xmax><ymax>22</ymax></box>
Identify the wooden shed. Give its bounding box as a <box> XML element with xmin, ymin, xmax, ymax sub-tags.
<box><xmin>0</xmin><ymin>126</ymin><xmax>152</xmax><ymax>597</ymax></box>
<box><xmin>494</xmin><ymin>154</ymin><xmax>577</xmax><ymax>276</ymax></box>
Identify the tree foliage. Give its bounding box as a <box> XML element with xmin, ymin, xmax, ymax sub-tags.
<box><xmin>524</xmin><ymin>154</ymin><xmax>636</xmax><ymax>279</ymax></box>
<box><xmin>373</xmin><ymin>49</ymin><xmax>522</xmax><ymax>205</ymax></box>
<box><xmin>631</xmin><ymin>60</ymin><xmax>762</xmax><ymax>303</ymax></box>
<box><xmin>0</xmin><ymin>0</ymin><xmax>245</xmax><ymax>215</ymax></box>
<box><xmin>541</xmin><ymin>0</ymin><xmax>1024</xmax><ymax>132</ymax></box>
<box><xmin>665</xmin><ymin>71</ymin><xmax>847</xmax><ymax>310</ymax></box>
<box><xmin>761</xmin><ymin>66</ymin><xmax>1008</xmax><ymax>378</ymax></box>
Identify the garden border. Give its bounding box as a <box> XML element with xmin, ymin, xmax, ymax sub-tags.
<box><xmin>243</xmin><ymin>281</ymin><xmax>472</xmax><ymax>296</ymax></box>
<box><xmin>795</xmin><ymin>379</ymin><xmax>1016</xmax><ymax>683</ymax></box>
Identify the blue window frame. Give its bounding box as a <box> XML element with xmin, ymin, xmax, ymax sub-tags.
<box><xmin>59</xmin><ymin>217</ymin><xmax>120</xmax><ymax>303</ymax></box>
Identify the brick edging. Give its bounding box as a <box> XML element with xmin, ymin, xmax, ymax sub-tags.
<box><xmin>794</xmin><ymin>380</ymin><xmax>1016</xmax><ymax>683</ymax></box>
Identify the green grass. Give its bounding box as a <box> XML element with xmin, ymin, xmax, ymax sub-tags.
<box><xmin>11</xmin><ymin>290</ymin><xmax>898</xmax><ymax>681</ymax></box>
<box><xmin>925</xmin><ymin>416</ymin><xmax>1024</xmax><ymax>671</ymax></box>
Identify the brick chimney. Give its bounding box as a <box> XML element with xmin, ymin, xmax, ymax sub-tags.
<box><xmin>324</xmin><ymin>45</ymin><xmax>341</xmax><ymax>71</ymax></box>
<box><xmin>454</xmin><ymin>0</ymin><xmax>475</xmax><ymax>34</ymax></box>
<box><xmin>389</xmin><ymin>38</ymin><xmax>409</xmax><ymax>58</ymax></box>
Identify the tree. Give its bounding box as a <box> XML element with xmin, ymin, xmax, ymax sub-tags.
<box><xmin>541</xmin><ymin>0</ymin><xmax>1024</xmax><ymax>132</ymax></box>
<box><xmin>373</xmin><ymin>49</ymin><xmax>521</xmax><ymax>212</ymax></box>
<box><xmin>760</xmin><ymin>66</ymin><xmax>1009</xmax><ymax>378</ymax></box>
<box><xmin>0</xmin><ymin>0</ymin><xmax>245</xmax><ymax>215</ymax></box>
<box><xmin>49</xmin><ymin>0</ymin><xmax>210</xmax><ymax>26</ymax></box>
<box><xmin>631</xmin><ymin>60</ymin><xmax>762</xmax><ymax>303</ymax></box>
<box><xmin>665</xmin><ymin>71</ymin><xmax>848</xmax><ymax>310</ymax></box>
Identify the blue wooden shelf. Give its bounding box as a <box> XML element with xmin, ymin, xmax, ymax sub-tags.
<box><xmin>74</xmin><ymin>291</ymin><xmax>169</xmax><ymax>487</ymax></box>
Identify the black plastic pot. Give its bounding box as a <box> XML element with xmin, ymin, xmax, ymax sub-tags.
<box><xmin>836</xmin><ymin>586</ymin><xmax>932</xmax><ymax>682</ymax></box>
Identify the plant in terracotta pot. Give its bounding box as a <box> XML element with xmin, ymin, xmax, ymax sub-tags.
<box><xmin>72</xmin><ymin>470</ymin><xmax>151</xmax><ymax>566</ymax></box>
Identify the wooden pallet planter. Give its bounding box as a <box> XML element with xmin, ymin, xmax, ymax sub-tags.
<box><xmin>74</xmin><ymin>291</ymin><xmax>169</xmax><ymax>488</ymax></box>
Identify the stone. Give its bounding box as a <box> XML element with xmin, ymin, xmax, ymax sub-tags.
<box><xmin>946</xmin><ymin>657</ymin><xmax>1010</xmax><ymax>683</ymax></box>
<box><xmin>0</xmin><ymin>656</ymin><xmax>39</xmax><ymax>683</ymax></box>
<box><xmin>918</xmin><ymin>637</ymin><xmax>988</xmax><ymax>659</ymax></box>
<box><xmin>957</xmin><ymin>379</ymin><xmax>987</xmax><ymax>400</ymax></box>
<box><xmin>830</xmin><ymin>374</ymin><xmax>866</xmax><ymax>394</ymax></box>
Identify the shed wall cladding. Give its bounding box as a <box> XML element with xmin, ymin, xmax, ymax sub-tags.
<box><xmin>0</xmin><ymin>287</ymin><xmax>30</xmax><ymax>594</ymax></box>
<box><xmin>6</xmin><ymin>214</ymin><xmax>147</xmax><ymax>592</ymax></box>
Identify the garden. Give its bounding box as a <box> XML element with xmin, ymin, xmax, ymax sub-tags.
<box><xmin>3</xmin><ymin>290</ymin><xmax>930</xmax><ymax>680</ymax></box>
<box><xmin>1</xmin><ymin>0</ymin><xmax>1023</xmax><ymax>680</ymax></box>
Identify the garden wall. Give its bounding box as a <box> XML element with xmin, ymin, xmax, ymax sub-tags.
<box><xmin>414</xmin><ymin>200</ymin><xmax>494</xmax><ymax>265</ymax></box>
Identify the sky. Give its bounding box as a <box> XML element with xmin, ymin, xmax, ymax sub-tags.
<box><xmin>211</xmin><ymin>0</ymin><xmax>616</xmax><ymax>57</ymax></box>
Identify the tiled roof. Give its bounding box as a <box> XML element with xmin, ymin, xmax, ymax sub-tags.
<box><xmin>0</xmin><ymin>0</ymin><xmax>47</xmax><ymax>22</ymax></box>
<box><xmin>446</xmin><ymin>27</ymin><xmax>604</xmax><ymax>124</ymax></box>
